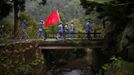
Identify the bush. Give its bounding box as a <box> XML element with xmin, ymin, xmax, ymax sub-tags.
<box><xmin>102</xmin><ymin>56</ymin><xmax>123</xmax><ymax>72</ymax></box>
<box><xmin>68</xmin><ymin>18</ymin><xmax>85</xmax><ymax>33</ymax></box>
<box><xmin>17</xmin><ymin>64</ymin><xmax>32</xmax><ymax>75</ymax></box>
<box><xmin>19</xmin><ymin>12</ymin><xmax>38</xmax><ymax>39</ymax></box>
<box><xmin>0</xmin><ymin>19</ymin><xmax>13</xmax><ymax>42</ymax></box>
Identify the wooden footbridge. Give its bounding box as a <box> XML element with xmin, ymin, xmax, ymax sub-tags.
<box><xmin>0</xmin><ymin>32</ymin><xmax>104</xmax><ymax>49</ymax></box>
<box><xmin>0</xmin><ymin>32</ymin><xmax>104</xmax><ymax>75</ymax></box>
<box><xmin>39</xmin><ymin>32</ymin><xmax>104</xmax><ymax>50</ymax></box>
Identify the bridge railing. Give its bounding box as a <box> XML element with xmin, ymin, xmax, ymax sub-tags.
<box><xmin>45</xmin><ymin>32</ymin><xmax>102</xmax><ymax>39</ymax></box>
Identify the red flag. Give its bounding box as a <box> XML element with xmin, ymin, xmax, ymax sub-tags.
<box><xmin>44</xmin><ymin>10</ymin><xmax>60</xmax><ymax>27</ymax></box>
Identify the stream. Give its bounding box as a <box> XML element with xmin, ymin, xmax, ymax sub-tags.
<box><xmin>57</xmin><ymin>67</ymin><xmax>95</xmax><ymax>75</ymax></box>
<box><xmin>42</xmin><ymin>48</ymin><xmax>98</xmax><ymax>75</ymax></box>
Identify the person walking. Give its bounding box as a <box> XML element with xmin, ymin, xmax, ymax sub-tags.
<box><xmin>21</xmin><ymin>20</ymin><xmax>29</xmax><ymax>40</ymax></box>
<box><xmin>56</xmin><ymin>22</ymin><xmax>63</xmax><ymax>40</ymax></box>
<box><xmin>70</xmin><ymin>21</ymin><xmax>75</xmax><ymax>39</ymax></box>
<box><xmin>85</xmin><ymin>20</ymin><xmax>91</xmax><ymax>39</ymax></box>
<box><xmin>63</xmin><ymin>23</ymin><xmax>69</xmax><ymax>39</ymax></box>
<box><xmin>38</xmin><ymin>20</ymin><xmax>45</xmax><ymax>40</ymax></box>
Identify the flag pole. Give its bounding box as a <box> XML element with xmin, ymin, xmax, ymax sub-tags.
<box><xmin>57</xmin><ymin>10</ymin><xmax>61</xmax><ymax>22</ymax></box>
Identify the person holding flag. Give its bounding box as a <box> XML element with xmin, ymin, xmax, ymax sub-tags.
<box><xmin>44</xmin><ymin>10</ymin><xmax>61</xmax><ymax>40</ymax></box>
<box><xmin>44</xmin><ymin>10</ymin><xmax>60</xmax><ymax>27</ymax></box>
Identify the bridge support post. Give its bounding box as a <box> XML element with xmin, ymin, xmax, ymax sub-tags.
<box><xmin>85</xmin><ymin>48</ymin><xmax>93</xmax><ymax>65</ymax></box>
<box><xmin>94</xmin><ymin>30</ymin><xmax>97</xmax><ymax>38</ymax></box>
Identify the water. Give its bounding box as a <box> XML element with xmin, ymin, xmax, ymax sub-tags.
<box><xmin>53</xmin><ymin>67</ymin><xmax>95</xmax><ymax>75</ymax></box>
<box><xmin>62</xmin><ymin>69</ymin><xmax>81</xmax><ymax>75</ymax></box>
<box><xmin>43</xmin><ymin>48</ymin><xmax>97</xmax><ymax>75</ymax></box>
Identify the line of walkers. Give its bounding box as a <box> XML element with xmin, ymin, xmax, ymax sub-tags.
<box><xmin>56</xmin><ymin>20</ymin><xmax>91</xmax><ymax>40</ymax></box>
<box><xmin>21</xmin><ymin>20</ymin><xmax>45</xmax><ymax>40</ymax></box>
<box><xmin>56</xmin><ymin>21</ymin><xmax>75</xmax><ymax>40</ymax></box>
<box><xmin>21</xmin><ymin>20</ymin><xmax>91</xmax><ymax>40</ymax></box>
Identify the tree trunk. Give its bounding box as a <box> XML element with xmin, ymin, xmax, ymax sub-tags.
<box><xmin>14</xmin><ymin>0</ymin><xmax>19</xmax><ymax>38</ymax></box>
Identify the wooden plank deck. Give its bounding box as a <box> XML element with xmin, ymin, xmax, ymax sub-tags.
<box><xmin>39</xmin><ymin>46</ymin><xmax>102</xmax><ymax>50</ymax></box>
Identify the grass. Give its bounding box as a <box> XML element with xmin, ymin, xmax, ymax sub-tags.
<box><xmin>121</xmin><ymin>61</ymin><xmax>134</xmax><ymax>75</ymax></box>
<box><xmin>105</xmin><ymin>60</ymin><xmax>134</xmax><ymax>75</ymax></box>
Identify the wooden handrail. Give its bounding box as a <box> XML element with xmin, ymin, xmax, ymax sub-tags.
<box><xmin>45</xmin><ymin>32</ymin><xmax>102</xmax><ymax>38</ymax></box>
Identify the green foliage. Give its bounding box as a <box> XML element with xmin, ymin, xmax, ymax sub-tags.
<box><xmin>68</xmin><ymin>18</ymin><xmax>85</xmax><ymax>33</ymax></box>
<box><xmin>31</xmin><ymin>58</ymin><xmax>44</xmax><ymax>66</ymax></box>
<box><xmin>102</xmin><ymin>56</ymin><xmax>134</xmax><ymax>75</ymax></box>
<box><xmin>19</xmin><ymin>12</ymin><xmax>28</xmax><ymax>21</ymax></box>
<box><xmin>0</xmin><ymin>0</ymin><xmax>46</xmax><ymax>37</ymax></box>
<box><xmin>46</xmin><ymin>24</ymin><xmax>58</xmax><ymax>33</ymax></box>
<box><xmin>0</xmin><ymin>0</ymin><xmax>47</xmax><ymax>19</ymax></box>
<box><xmin>102</xmin><ymin>63</ymin><xmax>109</xmax><ymax>71</ymax></box>
<box><xmin>119</xmin><ymin>19</ymin><xmax>134</xmax><ymax>61</ymax></box>
<box><xmin>121</xmin><ymin>61</ymin><xmax>134</xmax><ymax>75</ymax></box>
<box><xmin>128</xmin><ymin>45</ymin><xmax>134</xmax><ymax>61</ymax></box>
<box><xmin>19</xmin><ymin>12</ymin><xmax>37</xmax><ymax>26</ymax></box>
<box><xmin>63</xmin><ymin>0</ymin><xmax>85</xmax><ymax>20</ymax></box>
<box><xmin>26</xmin><ymin>0</ymin><xmax>85</xmax><ymax>21</ymax></box>
<box><xmin>110</xmin><ymin>56</ymin><xmax>122</xmax><ymax>71</ymax></box>
<box><xmin>59</xmin><ymin>12</ymin><xmax>66</xmax><ymax>23</ymax></box>
<box><xmin>19</xmin><ymin>12</ymin><xmax>38</xmax><ymax>38</ymax></box>
<box><xmin>0</xmin><ymin>43</ymin><xmax>44</xmax><ymax>74</ymax></box>
<box><xmin>0</xmin><ymin>0</ymin><xmax>13</xmax><ymax>19</ymax></box>
<box><xmin>80</xmin><ymin>0</ymin><xmax>134</xmax><ymax>63</ymax></box>
<box><xmin>102</xmin><ymin>56</ymin><xmax>123</xmax><ymax>71</ymax></box>
<box><xmin>0</xmin><ymin>17</ymin><xmax>13</xmax><ymax>40</ymax></box>
<box><xmin>17</xmin><ymin>64</ymin><xmax>32</xmax><ymax>75</ymax></box>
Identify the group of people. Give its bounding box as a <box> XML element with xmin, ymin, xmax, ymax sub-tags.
<box><xmin>21</xmin><ymin>20</ymin><xmax>91</xmax><ymax>40</ymax></box>
<box><xmin>56</xmin><ymin>20</ymin><xmax>91</xmax><ymax>40</ymax></box>
<box><xmin>56</xmin><ymin>21</ymin><xmax>75</xmax><ymax>40</ymax></box>
<box><xmin>21</xmin><ymin>20</ymin><xmax>45</xmax><ymax>40</ymax></box>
